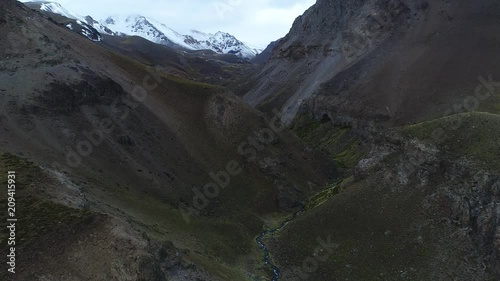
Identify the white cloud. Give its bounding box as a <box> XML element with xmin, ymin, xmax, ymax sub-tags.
<box><xmin>20</xmin><ymin>0</ymin><xmax>316</xmax><ymax>47</ymax></box>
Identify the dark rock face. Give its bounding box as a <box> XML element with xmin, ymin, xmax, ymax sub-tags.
<box><xmin>251</xmin><ymin>40</ymin><xmax>279</xmax><ymax>64</ymax></box>
<box><xmin>436</xmin><ymin>172</ymin><xmax>500</xmax><ymax>274</ymax></box>
<box><xmin>273</xmin><ymin>0</ymin><xmax>413</xmax><ymax>59</ymax></box>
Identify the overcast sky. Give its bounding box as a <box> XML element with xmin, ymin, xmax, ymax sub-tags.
<box><xmin>21</xmin><ymin>0</ymin><xmax>316</xmax><ymax>48</ymax></box>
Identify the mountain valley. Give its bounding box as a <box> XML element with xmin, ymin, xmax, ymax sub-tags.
<box><xmin>1</xmin><ymin>0</ymin><xmax>500</xmax><ymax>280</ymax></box>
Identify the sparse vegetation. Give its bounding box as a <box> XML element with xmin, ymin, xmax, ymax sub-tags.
<box><xmin>0</xmin><ymin>153</ymin><xmax>93</xmax><ymax>250</ymax></box>
<box><xmin>400</xmin><ymin>112</ymin><xmax>500</xmax><ymax>170</ymax></box>
<box><xmin>292</xmin><ymin>114</ymin><xmax>367</xmax><ymax>170</ymax></box>
<box><xmin>304</xmin><ymin>181</ymin><xmax>343</xmax><ymax>211</ymax></box>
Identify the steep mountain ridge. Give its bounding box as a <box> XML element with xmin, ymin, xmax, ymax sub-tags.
<box><xmin>25</xmin><ymin>1</ymin><xmax>112</xmax><ymax>34</ymax></box>
<box><xmin>243</xmin><ymin>0</ymin><xmax>418</xmax><ymax>123</ymax></box>
<box><xmin>244</xmin><ymin>0</ymin><xmax>500</xmax><ymax>126</ymax></box>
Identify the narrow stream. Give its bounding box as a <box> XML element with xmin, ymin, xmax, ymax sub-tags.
<box><xmin>255</xmin><ymin>231</ymin><xmax>281</xmax><ymax>281</ymax></box>
<box><xmin>255</xmin><ymin>208</ymin><xmax>304</xmax><ymax>281</ymax></box>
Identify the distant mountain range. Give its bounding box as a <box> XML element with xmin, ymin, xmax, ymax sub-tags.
<box><xmin>25</xmin><ymin>1</ymin><xmax>262</xmax><ymax>58</ymax></box>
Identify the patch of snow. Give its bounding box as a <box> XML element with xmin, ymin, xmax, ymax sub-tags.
<box><xmin>81</xmin><ymin>28</ymin><xmax>102</xmax><ymax>42</ymax></box>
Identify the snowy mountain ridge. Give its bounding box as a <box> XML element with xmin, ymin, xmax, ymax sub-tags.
<box><xmin>101</xmin><ymin>15</ymin><xmax>262</xmax><ymax>58</ymax></box>
<box><xmin>34</xmin><ymin>1</ymin><xmax>112</xmax><ymax>35</ymax></box>
<box><xmin>24</xmin><ymin>1</ymin><xmax>262</xmax><ymax>58</ymax></box>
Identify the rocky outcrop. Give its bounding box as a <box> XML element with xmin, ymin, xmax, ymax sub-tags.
<box><xmin>435</xmin><ymin>170</ymin><xmax>500</xmax><ymax>274</ymax></box>
<box><xmin>354</xmin><ymin>131</ymin><xmax>500</xmax><ymax>276</ymax></box>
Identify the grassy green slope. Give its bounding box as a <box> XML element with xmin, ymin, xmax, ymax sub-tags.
<box><xmin>0</xmin><ymin>153</ymin><xmax>93</xmax><ymax>249</ymax></box>
<box><xmin>400</xmin><ymin>112</ymin><xmax>500</xmax><ymax>170</ymax></box>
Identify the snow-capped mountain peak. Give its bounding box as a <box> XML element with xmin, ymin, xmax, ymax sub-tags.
<box><xmin>25</xmin><ymin>1</ymin><xmax>112</xmax><ymax>37</ymax></box>
<box><xmin>178</xmin><ymin>29</ymin><xmax>261</xmax><ymax>58</ymax></box>
<box><xmin>101</xmin><ymin>15</ymin><xmax>262</xmax><ymax>58</ymax></box>
<box><xmin>101</xmin><ymin>15</ymin><xmax>191</xmax><ymax>49</ymax></box>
